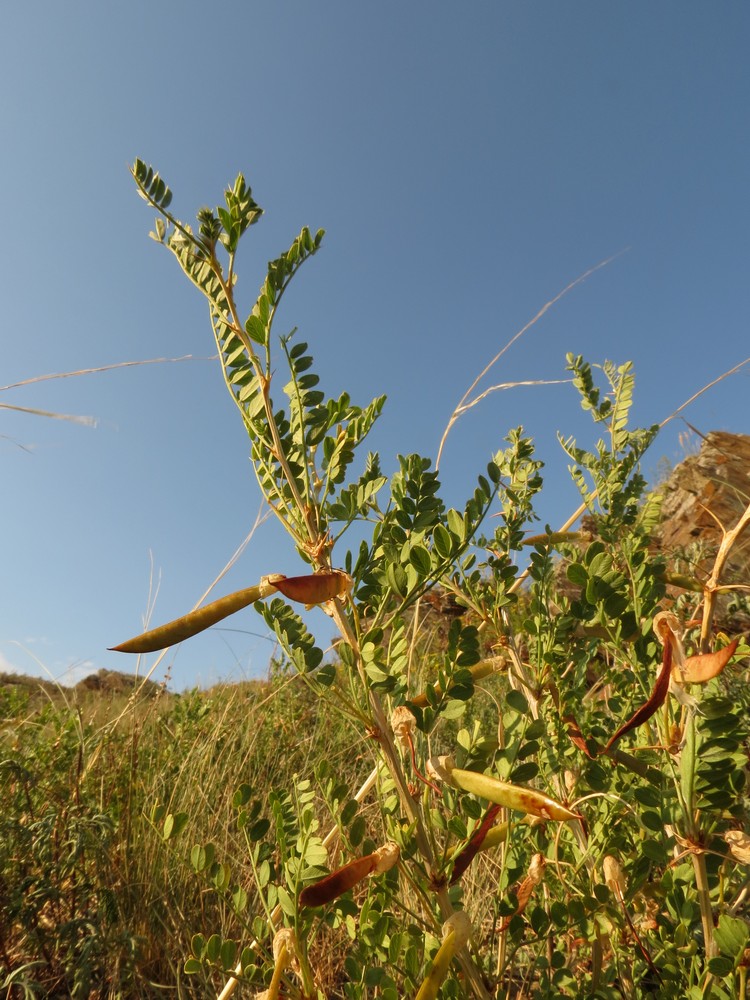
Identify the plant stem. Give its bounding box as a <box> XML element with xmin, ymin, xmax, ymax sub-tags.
<box><xmin>681</xmin><ymin>702</ymin><xmax>717</xmax><ymax>963</ymax></box>
<box><xmin>329</xmin><ymin>597</ymin><xmax>492</xmax><ymax>999</ymax></box>
<box><xmin>693</xmin><ymin>851</ymin><xmax>717</xmax><ymax>961</ymax></box>
<box><xmin>699</xmin><ymin>501</ymin><xmax>750</xmax><ymax>651</ymax></box>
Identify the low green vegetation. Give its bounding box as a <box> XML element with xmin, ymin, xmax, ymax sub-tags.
<box><xmin>1</xmin><ymin>667</ymin><xmax>362</xmax><ymax>997</ymax></box>
<box><xmin>2</xmin><ymin>163</ymin><xmax>748</xmax><ymax>999</ymax></box>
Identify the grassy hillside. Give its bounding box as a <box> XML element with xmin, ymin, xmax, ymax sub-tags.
<box><xmin>1</xmin><ymin>664</ymin><xmax>379</xmax><ymax>997</ymax></box>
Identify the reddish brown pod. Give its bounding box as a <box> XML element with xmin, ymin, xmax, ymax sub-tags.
<box><xmin>299</xmin><ymin>842</ymin><xmax>399</xmax><ymax>908</ymax></box>
<box><xmin>604</xmin><ymin>638</ymin><xmax>673</xmax><ymax>753</ymax></box>
<box><xmin>672</xmin><ymin>637</ymin><xmax>740</xmax><ymax>684</ymax></box>
<box><xmin>272</xmin><ymin>570</ymin><xmax>352</xmax><ymax>606</ymax></box>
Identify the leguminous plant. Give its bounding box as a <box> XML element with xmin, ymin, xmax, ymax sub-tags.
<box><xmin>115</xmin><ymin>160</ymin><xmax>750</xmax><ymax>999</ymax></box>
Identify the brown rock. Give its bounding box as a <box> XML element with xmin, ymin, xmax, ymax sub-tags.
<box><xmin>656</xmin><ymin>430</ymin><xmax>750</xmax><ymax>582</ymax></box>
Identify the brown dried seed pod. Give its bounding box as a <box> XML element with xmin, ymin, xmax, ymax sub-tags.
<box><xmin>604</xmin><ymin>636</ymin><xmax>673</xmax><ymax>753</ymax></box>
<box><xmin>391</xmin><ymin>707</ymin><xmax>417</xmax><ymax>750</ymax></box>
<box><xmin>299</xmin><ymin>854</ymin><xmax>377</xmax><ymax>908</ymax></box>
<box><xmin>273</xmin><ymin>570</ymin><xmax>352</xmax><ymax>606</ymax></box>
<box><xmin>672</xmin><ymin>637</ymin><xmax>739</xmax><ymax>684</ymax></box>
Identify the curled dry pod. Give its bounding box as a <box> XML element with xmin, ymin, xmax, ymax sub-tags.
<box><xmin>273</xmin><ymin>570</ymin><xmax>352</xmax><ymax>606</ymax></box>
<box><xmin>499</xmin><ymin>853</ymin><xmax>545</xmax><ymax>931</ymax></box>
<box><xmin>603</xmin><ymin>855</ymin><xmax>626</xmax><ymax>898</ymax></box>
<box><xmin>272</xmin><ymin>927</ymin><xmax>297</xmax><ymax>966</ymax></box>
<box><xmin>110</xmin><ymin>577</ymin><xmax>281</xmax><ymax>653</ymax></box>
<box><xmin>563</xmin><ymin>713</ymin><xmax>597</xmax><ymax>759</ymax></box>
<box><xmin>672</xmin><ymin>636</ymin><xmax>740</xmax><ymax>684</ymax></box>
<box><xmin>449</xmin><ymin>804</ymin><xmax>502</xmax><ymax>885</ymax></box>
<box><xmin>604</xmin><ymin>630</ymin><xmax>673</xmax><ymax>753</ymax></box>
<box><xmin>391</xmin><ymin>706</ymin><xmax>417</xmax><ymax>751</ymax></box>
<box><xmin>371</xmin><ymin>841</ymin><xmax>400</xmax><ymax>873</ymax></box>
<box><xmin>653</xmin><ymin>610</ymin><xmax>682</xmax><ymax>645</ymax></box>
<box><xmin>299</xmin><ymin>842</ymin><xmax>399</xmax><ymax>908</ymax></box>
<box><xmin>428</xmin><ymin>755</ymin><xmax>580</xmax><ymax>821</ymax></box>
<box><xmin>415</xmin><ymin>912</ymin><xmax>472</xmax><ymax>1000</ymax></box>
<box><xmin>602</xmin><ymin>852</ymin><xmax>661</xmax><ymax>980</ymax></box>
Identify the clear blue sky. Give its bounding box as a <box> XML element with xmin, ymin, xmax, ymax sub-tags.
<box><xmin>2</xmin><ymin>3</ymin><xmax>748</xmax><ymax>690</ymax></box>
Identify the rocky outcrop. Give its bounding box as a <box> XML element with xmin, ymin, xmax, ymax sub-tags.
<box><xmin>656</xmin><ymin>430</ymin><xmax>750</xmax><ymax>583</ymax></box>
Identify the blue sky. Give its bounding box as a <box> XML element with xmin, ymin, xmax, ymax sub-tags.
<box><xmin>1</xmin><ymin>3</ymin><xmax>748</xmax><ymax>690</ymax></box>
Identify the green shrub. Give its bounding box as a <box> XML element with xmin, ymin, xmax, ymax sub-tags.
<box><xmin>3</xmin><ymin>161</ymin><xmax>748</xmax><ymax>999</ymax></box>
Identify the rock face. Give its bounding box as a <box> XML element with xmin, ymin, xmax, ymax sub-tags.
<box><xmin>654</xmin><ymin>430</ymin><xmax>750</xmax><ymax>637</ymax></box>
<box><xmin>657</xmin><ymin>431</ymin><xmax>750</xmax><ymax>582</ymax></box>
<box><xmin>549</xmin><ymin>431</ymin><xmax>750</xmax><ymax>635</ymax></box>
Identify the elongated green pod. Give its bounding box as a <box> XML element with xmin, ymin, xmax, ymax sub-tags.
<box><xmin>477</xmin><ymin>822</ymin><xmax>511</xmax><ymax>851</ymax></box>
<box><xmin>110</xmin><ymin>578</ymin><xmax>280</xmax><ymax>653</ymax></box>
<box><xmin>415</xmin><ymin>912</ymin><xmax>471</xmax><ymax>1000</ymax></box>
<box><xmin>428</xmin><ymin>756</ymin><xmax>581</xmax><ymax>821</ymax></box>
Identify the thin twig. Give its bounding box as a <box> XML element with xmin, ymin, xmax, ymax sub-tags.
<box><xmin>0</xmin><ymin>355</ymin><xmax>212</xmax><ymax>392</ymax></box>
<box><xmin>0</xmin><ymin>402</ymin><xmax>97</xmax><ymax>425</ymax></box>
<box><xmin>659</xmin><ymin>356</ymin><xmax>750</xmax><ymax>429</ymax></box>
<box><xmin>105</xmin><ymin>506</ymin><xmax>270</xmax><ymax>737</ymax></box>
<box><xmin>699</xmin><ymin>501</ymin><xmax>750</xmax><ymax>651</ymax></box>
<box><xmin>436</xmin><ymin>252</ymin><xmax>626</xmax><ymax>467</ymax></box>
<box><xmin>453</xmin><ymin>378</ymin><xmax>571</xmax><ymax>418</ymax></box>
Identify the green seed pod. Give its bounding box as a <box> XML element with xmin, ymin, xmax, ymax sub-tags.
<box><xmin>428</xmin><ymin>755</ymin><xmax>580</xmax><ymax>821</ymax></box>
<box><xmin>415</xmin><ymin>912</ymin><xmax>471</xmax><ymax>1000</ymax></box>
<box><xmin>110</xmin><ymin>579</ymin><xmax>280</xmax><ymax>653</ymax></box>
